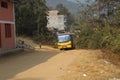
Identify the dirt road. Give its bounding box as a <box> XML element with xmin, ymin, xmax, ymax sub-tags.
<box><xmin>0</xmin><ymin>47</ymin><xmax>120</xmax><ymax>80</ymax></box>
<box><xmin>0</xmin><ymin>47</ymin><xmax>79</xmax><ymax>80</ymax></box>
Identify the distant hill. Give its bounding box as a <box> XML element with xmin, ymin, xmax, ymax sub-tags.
<box><xmin>46</xmin><ymin>0</ymin><xmax>79</xmax><ymax>15</ymax></box>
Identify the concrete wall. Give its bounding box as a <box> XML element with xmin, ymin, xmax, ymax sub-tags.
<box><xmin>47</xmin><ymin>10</ymin><xmax>66</xmax><ymax>31</ymax></box>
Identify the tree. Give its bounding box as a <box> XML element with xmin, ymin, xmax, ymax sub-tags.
<box><xmin>55</xmin><ymin>4</ymin><xmax>75</xmax><ymax>26</ymax></box>
<box><xmin>13</xmin><ymin>0</ymin><xmax>48</xmax><ymax>36</ymax></box>
<box><xmin>55</xmin><ymin>4</ymin><xmax>69</xmax><ymax>15</ymax></box>
<box><xmin>33</xmin><ymin>0</ymin><xmax>48</xmax><ymax>36</ymax></box>
<box><xmin>74</xmin><ymin>0</ymin><xmax>120</xmax><ymax>53</ymax></box>
<box><xmin>76</xmin><ymin>0</ymin><xmax>120</xmax><ymax>28</ymax></box>
<box><xmin>97</xmin><ymin>0</ymin><xmax>120</xmax><ymax>27</ymax></box>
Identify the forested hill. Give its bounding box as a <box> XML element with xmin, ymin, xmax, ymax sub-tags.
<box><xmin>46</xmin><ymin>0</ymin><xmax>79</xmax><ymax>14</ymax></box>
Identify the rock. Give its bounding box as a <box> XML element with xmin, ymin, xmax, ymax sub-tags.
<box><xmin>83</xmin><ymin>74</ymin><xmax>87</xmax><ymax>77</ymax></box>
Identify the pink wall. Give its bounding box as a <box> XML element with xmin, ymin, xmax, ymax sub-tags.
<box><xmin>0</xmin><ymin>24</ymin><xmax>15</xmax><ymax>51</ymax></box>
<box><xmin>0</xmin><ymin>0</ymin><xmax>16</xmax><ymax>52</ymax></box>
<box><xmin>0</xmin><ymin>0</ymin><xmax>14</xmax><ymax>21</ymax></box>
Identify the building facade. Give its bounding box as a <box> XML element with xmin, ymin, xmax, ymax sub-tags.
<box><xmin>0</xmin><ymin>0</ymin><xmax>16</xmax><ymax>53</ymax></box>
<box><xmin>47</xmin><ymin>10</ymin><xmax>66</xmax><ymax>31</ymax></box>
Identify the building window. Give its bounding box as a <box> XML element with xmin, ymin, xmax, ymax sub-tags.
<box><xmin>5</xmin><ymin>24</ymin><xmax>12</xmax><ymax>38</ymax></box>
<box><xmin>1</xmin><ymin>1</ymin><xmax>8</xmax><ymax>8</ymax></box>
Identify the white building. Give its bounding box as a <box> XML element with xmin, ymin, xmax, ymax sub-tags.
<box><xmin>47</xmin><ymin>10</ymin><xmax>66</xmax><ymax>31</ymax></box>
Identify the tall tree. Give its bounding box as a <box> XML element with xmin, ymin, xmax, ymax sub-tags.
<box><xmin>13</xmin><ymin>0</ymin><xmax>48</xmax><ymax>36</ymax></box>
<box><xmin>55</xmin><ymin>4</ymin><xmax>75</xmax><ymax>26</ymax></box>
<box><xmin>76</xmin><ymin>0</ymin><xmax>120</xmax><ymax>28</ymax></box>
<box><xmin>33</xmin><ymin>0</ymin><xmax>48</xmax><ymax>35</ymax></box>
<box><xmin>97</xmin><ymin>0</ymin><xmax>120</xmax><ymax>27</ymax></box>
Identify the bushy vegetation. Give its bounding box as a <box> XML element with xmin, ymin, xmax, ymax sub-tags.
<box><xmin>74</xmin><ymin>0</ymin><xmax>120</xmax><ymax>53</ymax></box>
<box><xmin>76</xmin><ymin>23</ymin><xmax>120</xmax><ymax>53</ymax></box>
<box><xmin>12</xmin><ymin>0</ymin><xmax>48</xmax><ymax>36</ymax></box>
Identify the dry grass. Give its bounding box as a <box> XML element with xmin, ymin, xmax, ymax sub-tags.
<box><xmin>61</xmin><ymin>50</ymin><xmax>120</xmax><ymax>80</ymax></box>
<box><xmin>99</xmin><ymin>49</ymin><xmax>120</xmax><ymax>66</ymax></box>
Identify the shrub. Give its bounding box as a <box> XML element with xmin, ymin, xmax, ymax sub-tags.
<box><xmin>76</xmin><ymin>23</ymin><xmax>120</xmax><ymax>53</ymax></box>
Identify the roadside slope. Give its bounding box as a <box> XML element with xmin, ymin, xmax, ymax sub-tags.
<box><xmin>61</xmin><ymin>50</ymin><xmax>120</xmax><ymax>80</ymax></box>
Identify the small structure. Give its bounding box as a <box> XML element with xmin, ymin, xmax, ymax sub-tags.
<box><xmin>0</xmin><ymin>0</ymin><xmax>16</xmax><ymax>53</ymax></box>
<box><xmin>47</xmin><ymin>10</ymin><xmax>67</xmax><ymax>31</ymax></box>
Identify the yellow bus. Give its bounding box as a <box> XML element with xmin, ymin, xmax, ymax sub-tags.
<box><xmin>57</xmin><ymin>33</ymin><xmax>75</xmax><ymax>50</ymax></box>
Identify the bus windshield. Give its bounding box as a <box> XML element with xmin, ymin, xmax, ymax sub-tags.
<box><xmin>58</xmin><ymin>35</ymin><xmax>71</xmax><ymax>42</ymax></box>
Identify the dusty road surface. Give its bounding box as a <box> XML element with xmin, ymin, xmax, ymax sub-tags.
<box><xmin>0</xmin><ymin>47</ymin><xmax>120</xmax><ymax>80</ymax></box>
<box><xmin>0</xmin><ymin>47</ymin><xmax>79</xmax><ymax>80</ymax></box>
